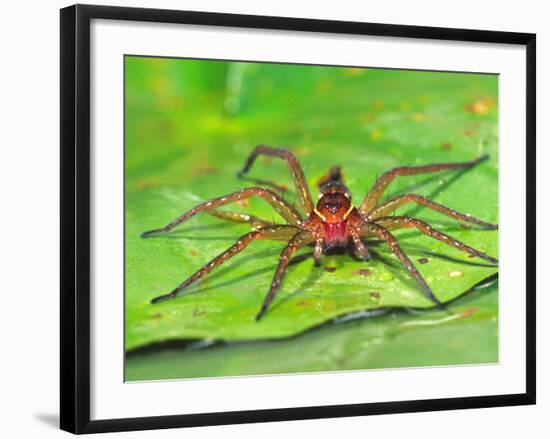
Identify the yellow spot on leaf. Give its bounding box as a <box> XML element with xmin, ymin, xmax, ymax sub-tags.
<box><xmin>343</xmin><ymin>67</ymin><xmax>367</xmax><ymax>76</ymax></box>
<box><xmin>369</xmin><ymin>128</ymin><xmax>383</xmax><ymax>141</ymax></box>
<box><xmin>379</xmin><ymin>272</ymin><xmax>393</xmax><ymax>281</ymax></box>
<box><xmin>465</xmin><ymin>97</ymin><xmax>495</xmax><ymax>115</ymax></box>
<box><xmin>411</xmin><ymin>113</ymin><xmax>429</xmax><ymax>122</ymax></box>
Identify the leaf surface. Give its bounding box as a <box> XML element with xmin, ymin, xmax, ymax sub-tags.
<box><xmin>125</xmin><ymin>58</ymin><xmax>498</xmax><ymax>353</ymax></box>
<box><xmin>126</xmin><ymin>280</ymin><xmax>498</xmax><ymax>380</ymax></box>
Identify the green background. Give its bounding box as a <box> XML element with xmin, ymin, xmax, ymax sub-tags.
<box><xmin>124</xmin><ymin>56</ymin><xmax>499</xmax><ymax>381</ymax></box>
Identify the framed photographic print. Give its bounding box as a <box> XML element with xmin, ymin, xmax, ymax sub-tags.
<box><xmin>60</xmin><ymin>4</ymin><xmax>536</xmax><ymax>434</ymax></box>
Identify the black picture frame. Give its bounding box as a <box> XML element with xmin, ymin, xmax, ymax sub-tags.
<box><xmin>60</xmin><ymin>4</ymin><xmax>536</xmax><ymax>434</ymax></box>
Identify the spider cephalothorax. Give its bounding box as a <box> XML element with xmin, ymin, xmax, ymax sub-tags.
<box><xmin>142</xmin><ymin>145</ymin><xmax>498</xmax><ymax>321</ymax></box>
<box><xmin>313</xmin><ymin>184</ymin><xmax>356</xmax><ymax>246</ymax></box>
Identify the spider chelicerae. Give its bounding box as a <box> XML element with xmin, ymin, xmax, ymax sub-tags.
<box><xmin>142</xmin><ymin>145</ymin><xmax>498</xmax><ymax>321</ymax></box>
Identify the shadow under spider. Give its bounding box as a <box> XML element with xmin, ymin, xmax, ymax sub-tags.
<box><xmin>170</xmin><ymin>248</ymin><xmax>315</xmax><ymax>300</ymax></box>
<box><xmin>264</xmin><ymin>255</ymin><xmax>325</xmax><ymax>315</ymax></box>
<box><xmin>160</xmin><ymin>231</ymin><xmax>495</xmax><ymax>308</ymax></box>
<box><xmin>365</xmin><ymin>238</ymin><xmax>497</xmax><ymax>268</ymax></box>
<box><xmin>149</xmin><ymin>222</ymin><xmax>252</xmax><ymax>241</ymax></box>
<box><xmin>149</xmin><ymin>161</ymin><xmax>495</xmax><ymax>307</ymax></box>
<box><xmin>236</xmin><ymin>174</ymin><xmax>290</xmax><ymax>194</ymax></box>
<box><xmin>383</xmin><ymin>165</ymin><xmax>471</xmax><ymax>212</ymax></box>
<box><xmin>262</xmin><ymin>238</ymin><xmax>484</xmax><ymax>316</ymax></box>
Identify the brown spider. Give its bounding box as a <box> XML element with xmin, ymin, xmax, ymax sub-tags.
<box><xmin>142</xmin><ymin>145</ymin><xmax>498</xmax><ymax>321</ymax></box>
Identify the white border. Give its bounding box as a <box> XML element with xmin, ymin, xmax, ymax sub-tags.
<box><xmin>90</xmin><ymin>19</ymin><xmax>526</xmax><ymax>420</ymax></box>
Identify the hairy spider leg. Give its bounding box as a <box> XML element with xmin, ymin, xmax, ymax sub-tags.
<box><xmin>255</xmin><ymin>231</ymin><xmax>314</xmax><ymax>321</ymax></box>
<box><xmin>359</xmin><ymin>155</ymin><xmax>489</xmax><ymax>214</ymax></box>
<box><xmin>313</xmin><ymin>239</ymin><xmax>323</xmax><ymax>266</ymax></box>
<box><xmin>150</xmin><ymin>225</ymin><xmax>301</xmax><ymax>304</ymax></box>
<box><xmin>237</xmin><ymin>145</ymin><xmax>315</xmax><ymax>214</ymax></box>
<box><xmin>208</xmin><ymin>209</ymin><xmax>273</xmax><ymax>230</ymax></box>
<box><xmin>362</xmin><ymin>223</ymin><xmax>444</xmax><ymax>308</ymax></box>
<box><xmin>141</xmin><ymin>187</ymin><xmax>302</xmax><ymax>238</ymax></box>
<box><xmin>368</xmin><ymin>194</ymin><xmax>498</xmax><ymax>229</ymax></box>
<box><xmin>351</xmin><ymin>233</ymin><xmax>372</xmax><ymax>261</ymax></box>
<box><xmin>375</xmin><ymin>216</ymin><xmax>498</xmax><ymax>264</ymax></box>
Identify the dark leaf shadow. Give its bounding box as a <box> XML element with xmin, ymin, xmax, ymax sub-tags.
<box><xmin>365</xmin><ymin>238</ymin><xmax>496</xmax><ymax>268</ymax></box>
<box><xmin>158</xmin><ymin>248</ymin><xmax>314</xmax><ymax>301</ymax></box>
<box><xmin>385</xmin><ymin>166</ymin><xmax>471</xmax><ymax>205</ymax></box>
<box><xmin>380</xmin><ymin>165</ymin><xmax>491</xmax><ymax>224</ymax></box>
<box><xmin>265</xmin><ymin>257</ymin><xmax>323</xmax><ymax>316</ymax></box>
<box><xmin>128</xmin><ymin>275</ymin><xmax>499</xmax><ymax>356</ymax></box>
<box><xmin>143</xmin><ymin>221</ymin><xmax>246</xmax><ymax>241</ymax></box>
<box><xmin>236</xmin><ymin>174</ymin><xmax>291</xmax><ymax>194</ymax></box>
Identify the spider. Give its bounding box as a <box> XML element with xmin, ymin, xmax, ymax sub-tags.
<box><xmin>142</xmin><ymin>145</ymin><xmax>498</xmax><ymax>321</ymax></box>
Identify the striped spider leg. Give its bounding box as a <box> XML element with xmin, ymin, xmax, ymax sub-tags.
<box><xmin>359</xmin><ymin>215</ymin><xmax>498</xmax><ymax>308</ymax></box>
<box><xmin>141</xmin><ymin>186</ymin><xmax>306</xmax><ymax>313</ymax></box>
<box><xmin>368</xmin><ymin>194</ymin><xmax>498</xmax><ymax>230</ymax></box>
<box><xmin>237</xmin><ymin>145</ymin><xmax>315</xmax><ymax>214</ymax></box>
<box><xmin>361</xmin><ymin>222</ymin><xmax>445</xmax><ymax>307</ymax></box>
<box><xmin>351</xmin><ymin>154</ymin><xmax>498</xmax><ymax>306</ymax></box>
<box><xmin>255</xmin><ymin>231</ymin><xmax>314</xmax><ymax>321</ymax></box>
<box><xmin>150</xmin><ymin>225</ymin><xmax>302</xmax><ymax>304</ymax></box>
<box><xmin>142</xmin><ymin>146</ymin><xmax>317</xmax><ymax>320</ymax></box>
<box><xmin>374</xmin><ymin>216</ymin><xmax>498</xmax><ymax>265</ymax></box>
<box><xmin>359</xmin><ymin>155</ymin><xmax>490</xmax><ymax>214</ymax></box>
<box><xmin>141</xmin><ymin>186</ymin><xmax>302</xmax><ymax>238</ymax></box>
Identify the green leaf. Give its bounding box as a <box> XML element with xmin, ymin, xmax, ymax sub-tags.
<box><xmin>126</xmin><ymin>279</ymin><xmax>498</xmax><ymax>380</ymax></box>
<box><xmin>125</xmin><ymin>57</ymin><xmax>498</xmax><ymax>352</ymax></box>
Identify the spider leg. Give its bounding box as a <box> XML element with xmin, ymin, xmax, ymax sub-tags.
<box><xmin>208</xmin><ymin>209</ymin><xmax>272</xmax><ymax>230</ymax></box>
<box><xmin>368</xmin><ymin>194</ymin><xmax>498</xmax><ymax>229</ymax></box>
<box><xmin>362</xmin><ymin>223</ymin><xmax>444</xmax><ymax>308</ymax></box>
<box><xmin>375</xmin><ymin>216</ymin><xmax>498</xmax><ymax>264</ymax></box>
<box><xmin>313</xmin><ymin>239</ymin><xmax>324</xmax><ymax>266</ymax></box>
<box><xmin>351</xmin><ymin>233</ymin><xmax>372</xmax><ymax>261</ymax></box>
<box><xmin>256</xmin><ymin>231</ymin><xmax>314</xmax><ymax>321</ymax></box>
<box><xmin>141</xmin><ymin>187</ymin><xmax>302</xmax><ymax>237</ymax></box>
<box><xmin>237</xmin><ymin>145</ymin><xmax>315</xmax><ymax>213</ymax></box>
<box><xmin>150</xmin><ymin>225</ymin><xmax>301</xmax><ymax>304</ymax></box>
<box><xmin>359</xmin><ymin>155</ymin><xmax>489</xmax><ymax>214</ymax></box>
